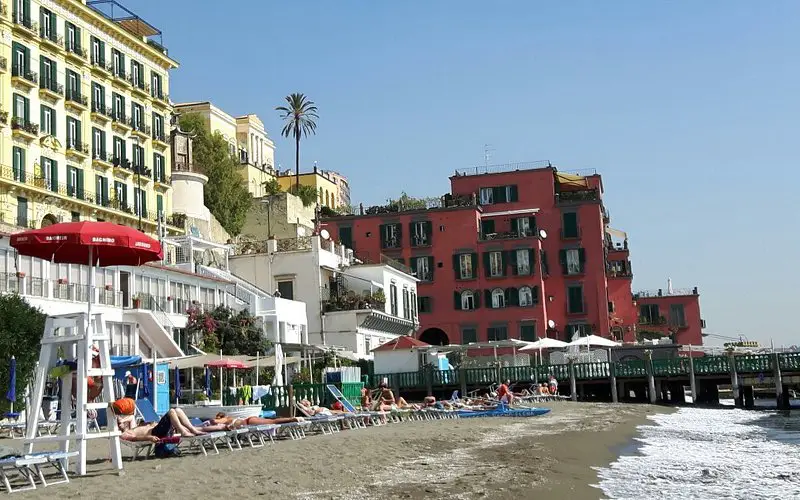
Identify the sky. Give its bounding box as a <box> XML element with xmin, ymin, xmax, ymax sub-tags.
<box><xmin>126</xmin><ymin>0</ymin><xmax>799</xmax><ymax>346</ymax></box>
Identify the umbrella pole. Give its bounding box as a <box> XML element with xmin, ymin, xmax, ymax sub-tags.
<box><xmin>219</xmin><ymin>350</ymin><xmax>223</xmax><ymax>403</ymax></box>
<box><xmin>256</xmin><ymin>352</ymin><xmax>259</xmax><ymax>387</ymax></box>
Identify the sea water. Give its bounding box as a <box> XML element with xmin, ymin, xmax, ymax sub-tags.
<box><xmin>595</xmin><ymin>407</ymin><xmax>800</xmax><ymax>499</ymax></box>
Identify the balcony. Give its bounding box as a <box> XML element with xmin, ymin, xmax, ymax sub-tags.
<box><xmin>480</xmin><ymin>228</ymin><xmax>537</xmax><ymax>242</ymax></box>
<box><xmin>638</xmin><ymin>315</ymin><xmax>667</xmax><ymax>326</ymax></box>
<box><xmin>151</xmin><ymin>131</ymin><xmax>169</xmax><ymax>149</ymax></box>
<box><xmin>112</xmin><ymin>157</ymin><xmax>133</xmax><ymax>178</ymax></box>
<box><xmin>38</xmin><ymin>78</ymin><xmax>64</xmax><ymax>102</ymax></box>
<box><xmin>63</xmin><ymin>41</ymin><xmax>88</xmax><ymax>64</ymax></box>
<box><xmin>10</xmin><ymin>118</ymin><xmax>39</xmax><ymax>141</ymax></box>
<box><xmin>111</xmin><ymin>112</ymin><xmax>132</xmax><ymax>133</ymax></box>
<box><xmin>11</xmin><ymin>13</ymin><xmax>38</xmax><ymax>38</ymax></box>
<box><xmin>129</xmin><ymin>78</ymin><xmax>150</xmax><ymax>98</ymax></box>
<box><xmin>38</xmin><ymin>29</ymin><xmax>63</xmax><ymax>52</ymax></box>
<box><xmin>354</xmin><ymin>193</ymin><xmax>476</xmax><ymax>217</ymax></box>
<box><xmin>633</xmin><ymin>287</ymin><xmax>699</xmax><ymax>299</ymax></box>
<box><xmin>555</xmin><ymin>189</ymin><xmax>600</xmax><ymax>206</ymax></box>
<box><xmin>90</xmin><ymin>58</ymin><xmax>110</xmax><ymax>77</ymax></box>
<box><xmin>132</xmin><ymin>164</ymin><xmax>153</xmax><ymax>180</ymax></box>
<box><xmin>64</xmin><ymin>90</ymin><xmax>88</xmax><ymax>112</ymax></box>
<box><xmin>90</xmin><ymin>103</ymin><xmax>113</xmax><ymax>124</ymax></box>
<box><xmin>321</xmin><ymin>286</ymin><xmax>386</xmax><ymax>313</ymax></box>
<box><xmin>131</xmin><ymin>122</ymin><xmax>151</xmax><ymax>141</ymax></box>
<box><xmin>11</xmin><ymin>66</ymin><xmax>37</xmax><ymax>91</ymax></box>
<box><xmin>66</xmin><ymin>140</ymin><xmax>90</xmax><ymax>161</ymax></box>
<box><xmin>92</xmin><ymin>150</ymin><xmax>113</xmax><ymax>170</ymax></box>
<box><xmin>152</xmin><ymin>92</ymin><xmax>170</xmax><ymax>109</ymax></box>
<box><xmin>110</xmin><ymin>66</ymin><xmax>129</xmax><ymax>87</ymax></box>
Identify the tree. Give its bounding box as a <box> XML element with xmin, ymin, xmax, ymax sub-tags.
<box><xmin>186</xmin><ymin>304</ymin><xmax>271</xmax><ymax>355</ymax></box>
<box><xmin>289</xmin><ymin>184</ymin><xmax>318</xmax><ymax>207</ymax></box>
<box><xmin>0</xmin><ymin>295</ymin><xmax>47</xmax><ymax>413</ymax></box>
<box><xmin>276</xmin><ymin>93</ymin><xmax>318</xmax><ymax>190</ymax></box>
<box><xmin>388</xmin><ymin>192</ymin><xmax>439</xmax><ymax>210</ymax></box>
<box><xmin>262</xmin><ymin>178</ymin><xmax>282</xmax><ymax>196</ymax></box>
<box><xmin>178</xmin><ymin>113</ymin><xmax>252</xmax><ymax>235</ymax></box>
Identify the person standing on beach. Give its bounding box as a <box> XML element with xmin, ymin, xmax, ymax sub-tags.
<box><xmin>496</xmin><ymin>380</ymin><xmax>515</xmax><ymax>405</ymax></box>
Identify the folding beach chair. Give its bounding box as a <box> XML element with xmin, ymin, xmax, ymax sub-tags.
<box><xmin>0</xmin><ymin>455</ymin><xmax>48</xmax><ymax>493</ymax></box>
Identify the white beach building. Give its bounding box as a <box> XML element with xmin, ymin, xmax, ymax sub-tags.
<box><xmin>229</xmin><ymin>235</ymin><xmax>420</xmax><ymax>359</ymax></box>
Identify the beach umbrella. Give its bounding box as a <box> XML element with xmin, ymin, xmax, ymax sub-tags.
<box><xmin>567</xmin><ymin>335</ymin><xmax>620</xmax><ymax>348</ymax></box>
<box><xmin>174</xmin><ymin>368</ymin><xmax>181</xmax><ymax>404</ymax></box>
<box><xmin>204</xmin><ymin>366</ymin><xmax>212</xmax><ymax>397</ymax></box>
<box><xmin>520</xmin><ymin>338</ymin><xmax>569</xmax><ymax>351</ymax></box>
<box><xmin>6</xmin><ymin>356</ymin><xmax>16</xmax><ymax>415</ymax></box>
<box><xmin>273</xmin><ymin>344</ymin><xmax>284</xmax><ymax>387</ymax></box>
<box><xmin>205</xmin><ymin>359</ymin><xmax>248</xmax><ymax>369</ymax></box>
<box><xmin>139</xmin><ymin>363</ymin><xmax>150</xmax><ymax>398</ymax></box>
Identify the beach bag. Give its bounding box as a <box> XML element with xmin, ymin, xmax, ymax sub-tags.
<box><xmin>154</xmin><ymin>443</ymin><xmax>181</xmax><ymax>458</ymax></box>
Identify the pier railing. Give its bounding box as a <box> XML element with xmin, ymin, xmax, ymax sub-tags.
<box><xmin>371</xmin><ymin>353</ymin><xmax>800</xmax><ymax>391</ymax></box>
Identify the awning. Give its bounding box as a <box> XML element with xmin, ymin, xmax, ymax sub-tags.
<box><xmin>360</xmin><ymin>310</ymin><xmax>417</xmax><ymax>336</ymax></box>
<box><xmin>170</xmin><ymin>354</ymin><xmax>301</xmax><ymax>369</ymax></box>
<box><xmin>555</xmin><ymin>171</ymin><xmax>589</xmax><ymax>189</ymax></box>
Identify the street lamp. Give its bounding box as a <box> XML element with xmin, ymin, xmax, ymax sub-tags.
<box><xmin>131</xmin><ymin>135</ymin><xmax>142</xmax><ymax>231</ymax></box>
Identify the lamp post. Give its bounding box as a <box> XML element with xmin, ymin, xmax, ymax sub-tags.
<box><xmin>131</xmin><ymin>135</ymin><xmax>142</xmax><ymax>231</ymax></box>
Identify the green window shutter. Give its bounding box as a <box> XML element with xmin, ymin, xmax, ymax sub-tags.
<box><xmin>532</xmin><ymin>286</ymin><xmax>540</xmax><ymax>303</ymax></box>
<box><xmin>76</xmin><ymin>119</ymin><xmax>82</xmax><ymax>143</ymax></box>
<box><xmin>500</xmin><ymin>251</ymin><xmax>507</xmax><ymax>276</ymax></box>
<box><xmin>51</xmin><ymin>160</ymin><xmax>58</xmax><ymax>192</ymax></box>
<box><xmin>49</xmin><ymin>12</ymin><xmax>56</xmax><ymax>34</ymax></box>
<box><xmin>528</xmin><ymin>249</ymin><xmax>535</xmax><ymax>275</ymax></box>
<box><xmin>483</xmin><ymin>252</ymin><xmax>491</xmax><ymax>277</ymax></box>
<box><xmin>424</xmin><ymin>221</ymin><xmax>433</xmax><ymax>245</ymax></box>
<box><xmin>578</xmin><ymin>248</ymin><xmax>586</xmax><ymax>272</ymax></box>
<box><xmin>472</xmin><ymin>289</ymin><xmax>481</xmax><ymax>309</ymax></box>
<box><xmin>509</xmin><ymin>185</ymin><xmax>519</xmax><ymax>202</ymax></box>
<box><xmin>427</xmin><ymin>256</ymin><xmax>435</xmax><ymax>281</ymax></box>
<box><xmin>67</xmin><ymin>167</ymin><xmax>74</xmax><ymax>195</ymax></box>
<box><xmin>563</xmin><ymin>212</ymin><xmax>578</xmax><ymax>238</ymax></box>
<box><xmin>23</xmin><ymin>0</ymin><xmax>31</xmax><ymax>23</ymax></box>
<box><xmin>492</xmin><ymin>186</ymin><xmax>504</xmax><ymax>203</ymax></box>
<box><xmin>379</xmin><ymin>224</ymin><xmax>387</xmax><ymax>248</ymax></box>
<box><xmin>484</xmin><ymin>289</ymin><xmax>492</xmax><ymax>308</ymax></box>
<box><xmin>507</xmin><ymin>250</ymin><xmax>517</xmax><ymax>275</ymax></box>
<box><xmin>39</xmin><ymin>57</ymin><xmax>45</xmax><ymax>85</ymax></box>
<box><xmin>453</xmin><ymin>291</ymin><xmax>461</xmax><ymax>311</ymax></box>
<box><xmin>559</xmin><ymin>249</ymin><xmax>568</xmax><ymax>274</ymax></box>
<box><xmin>23</xmin><ymin>97</ymin><xmax>29</xmax><ymax>122</ymax></box>
<box><xmin>452</xmin><ymin>254</ymin><xmax>460</xmax><ymax>279</ymax></box>
<box><xmin>470</xmin><ymin>253</ymin><xmax>478</xmax><ymax>277</ymax></box>
<box><xmin>52</xmin><ymin>108</ymin><xmax>56</xmax><ymax>136</ymax></box>
<box><xmin>338</xmin><ymin>227</ymin><xmax>353</xmax><ymax>249</ymax></box>
<box><xmin>508</xmin><ymin>287</ymin><xmax>519</xmax><ymax>306</ymax></box>
<box><xmin>395</xmin><ymin>223</ymin><xmax>402</xmax><ymax>247</ymax></box>
<box><xmin>39</xmin><ymin>105</ymin><xmax>44</xmax><ymax>130</ymax></box>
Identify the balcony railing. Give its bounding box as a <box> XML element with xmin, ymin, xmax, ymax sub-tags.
<box><xmin>91</xmin><ymin>102</ymin><xmax>113</xmax><ymax>117</ymax></box>
<box><xmin>111</xmin><ymin>111</ymin><xmax>127</xmax><ymax>124</ymax></box>
<box><xmin>12</xmin><ymin>13</ymin><xmax>37</xmax><ymax>34</ymax></box>
<box><xmin>634</xmin><ymin>287</ymin><xmax>699</xmax><ymax>299</ymax></box>
<box><xmin>66</xmin><ymin>140</ymin><xmax>89</xmax><ymax>155</ymax></box>
<box><xmin>320</xmin><ymin>286</ymin><xmax>386</xmax><ymax>313</ymax></box>
<box><xmin>480</xmin><ymin>228</ymin><xmax>537</xmax><ymax>241</ymax></box>
<box><xmin>556</xmin><ymin>189</ymin><xmax>599</xmax><ymax>205</ymax></box>
<box><xmin>127</xmin><ymin>76</ymin><xmax>149</xmax><ymax>92</ymax></box>
<box><xmin>39</xmin><ymin>78</ymin><xmax>64</xmax><ymax>96</ymax></box>
<box><xmin>65</xmin><ymin>90</ymin><xmax>88</xmax><ymax>106</ymax></box>
<box><xmin>93</xmin><ymin>150</ymin><xmax>113</xmax><ymax>163</ymax></box>
<box><xmin>10</xmin><ymin>117</ymin><xmax>39</xmax><ymax>136</ymax></box>
<box><xmin>132</xmin><ymin>164</ymin><xmax>153</xmax><ymax>178</ymax></box>
<box><xmin>354</xmin><ymin>251</ymin><xmax>412</xmax><ymax>275</ymax></box>
<box><xmin>11</xmin><ymin>66</ymin><xmax>37</xmax><ymax>84</ymax></box>
<box><xmin>132</xmin><ymin>122</ymin><xmax>151</xmax><ymax>135</ymax></box>
<box><xmin>355</xmin><ymin>193</ymin><xmax>477</xmax><ymax>217</ymax></box>
<box><xmin>638</xmin><ymin>315</ymin><xmax>667</xmax><ymax>326</ymax></box>
<box><xmin>39</xmin><ymin>29</ymin><xmax>62</xmax><ymax>46</ymax></box>
<box><xmin>152</xmin><ymin>131</ymin><xmax>166</xmax><ymax>143</ymax></box>
<box><xmin>63</xmin><ymin>41</ymin><xmax>87</xmax><ymax>59</ymax></box>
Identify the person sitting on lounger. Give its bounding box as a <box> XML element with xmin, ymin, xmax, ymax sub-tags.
<box><xmin>202</xmin><ymin>413</ymin><xmax>304</xmax><ymax>431</ymax></box>
<box><xmin>548</xmin><ymin>375</ymin><xmax>558</xmax><ymax>395</ymax></box>
<box><xmin>360</xmin><ymin>386</ymin><xmax>372</xmax><ymax>409</ymax></box>
<box><xmin>372</xmin><ymin>384</ymin><xmax>414</xmax><ymax>411</ymax></box>
<box><xmin>496</xmin><ymin>380</ymin><xmax>515</xmax><ymax>405</ymax></box>
<box><xmin>112</xmin><ymin>400</ymin><xmax>206</xmax><ymax>442</ymax></box>
<box><xmin>540</xmin><ymin>383</ymin><xmax>550</xmax><ymax>396</ymax></box>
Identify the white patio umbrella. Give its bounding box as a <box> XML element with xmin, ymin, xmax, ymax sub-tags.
<box><xmin>519</xmin><ymin>337</ymin><xmax>569</xmax><ymax>365</ymax></box>
<box><xmin>273</xmin><ymin>344</ymin><xmax>285</xmax><ymax>387</ymax></box>
<box><xmin>567</xmin><ymin>335</ymin><xmax>620</xmax><ymax>350</ymax></box>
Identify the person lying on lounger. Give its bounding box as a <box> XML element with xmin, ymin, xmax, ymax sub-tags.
<box><xmin>372</xmin><ymin>384</ymin><xmax>415</xmax><ymax>411</ymax></box>
<box><xmin>297</xmin><ymin>400</ymin><xmax>348</xmax><ymax>416</ymax></box>
<box><xmin>112</xmin><ymin>400</ymin><xmax>206</xmax><ymax>442</ymax></box>
<box><xmin>423</xmin><ymin>396</ymin><xmax>454</xmax><ymax>410</ymax></box>
<box><xmin>201</xmin><ymin>413</ymin><xmax>305</xmax><ymax>431</ymax></box>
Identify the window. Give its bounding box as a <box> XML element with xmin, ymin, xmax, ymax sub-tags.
<box><xmin>12</xmin><ymin>147</ymin><xmax>25</xmax><ymax>182</ymax></box>
<box><xmin>479</xmin><ymin>187</ymin><xmax>493</xmax><ymax>205</ymax></box>
<box><xmin>153</xmin><ymin>113</ymin><xmax>164</xmax><ymax>139</ymax></box>
<box><xmin>490</xmin><ymin>288</ymin><xmax>505</xmax><ymax>309</ymax></box>
<box><xmin>111</xmin><ymin>48</ymin><xmax>125</xmax><ymax>77</ymax></box>
<box><xmin>114</xmin><ymin>181</ymin><xmax>128</xmax><ymax>209</ymax></box>
<box><xmin>567</xmin><ymin>323</ymin><xmax>591</xmax><ymax>340</ymax></box>
<box><xmin>66</xmin><ymin>117</ymin><xmax>81</xmax><ymax>148</ymax></box>
<box><xmin>460</xmin><ymin>290</ymin><xmax>475</xmax><ymax>310</ymax></box>
<box><xmin>540</xmin><ymin>249</ymin><xmax>549</xmax><ymax>276</ymax></box>
<box><xmin>480</xmin><ymin>219</ymin><xmax>495</xmax><ymax>236</ymax></box>
<box><xmin>71</xmin><ymin>211</ymin><xmax>80</xmax><ymax>222</ymax></box>
<box><xmin>92</xmin><ymin>82</ymin><xmax>105</xmax><ymax>112</ymax></box>
<box><xmin>560</xmin><ymin>248</ymin><xmax>586</xmax><ymax>275</ymax></box>
<box><xmin>39</xmin><ymin>56</ymin><xmax>57</xmax><ymax>92</ymax></box>
<box><xmin>411</xmin><ymin>221</ymin><xmax>431</xmax><ymax>246</ymax></box>
<box><xmin>13</xmin><ymin>93</ymin><xmax>29</xmax><ymax>122</ymax></box>
<box><xmin>157</xmin><ymin>194</ymin><xmax>164</xmax><ymax>217</ymax></box>
<box><xmin>338</xmin><ymin>227</ymin><xmax>353</xmax><ymax>249</ymax></box>
<box><xmin>67</xmin><ymin>166</ymin><xmax>84</xmax><ymax>199</ymax></box>
<box><xmin>512</xmin><ymin>249</ymin><xmax>531</xmax><ymax>275</ymax></box>
<box><xmin>66</xmin><ymin>69</ymin><xmax>81</xmax><ymax>101</ymax></box>
<box><xmin>133</xmin><ymin>188</ymin><xmax>146</xmax><ymax>216</ymax></box>
<box><xmin>413</xmin><ymin>256</ymin><xmax>433</xmax><ymax>281</ymax></box>
<box><xmin>567</xmin><ymin>285</ymin><xmax>585</xmax><ymax>314</ymax></box>
<box><xmin>381</xmin><ymin>224</ymin><xmax>400</xmax><ymax>249</ymax></box>
<box><xmin>95</xmin><ymin>175</ymin><xmax>109</xmax><ymax>206</ymax></box>
<box><xmin>277</xmin><ymin>281</ymin><xmax>294</xmax><ymax>300</ymax></box>
<box><xmin>12</xmin><ymin>42</ymin><xmax>29</xmax><ymax>78</ymax></box>
<box><xmin>562</xmin><ymin>212</ymin><xmax>579</xmax><ymax>238</ymax></box>
<box><xmin>640</xmin><ymin>304</ymin><xmax>660</xmax><ymax>324</ymax></box>
<box><xmin>40</xmin><ymin>8</ymin><xmax>56</xmax><ymax>40</ymax></box>
<box><xmin>418</xmin><ymin>296</ymin><xmax>432</xmax><ymax>314</ymax></box>
<box><xmin>390</xmin><ymin>284</ymin><xmax>398</xmax><ymax>315</ymax></box>
<box><xmin>16</xmin><ymin>197</ymin><xmax>28</xmax><ymax>227</ymax></box>
<box><xmin>91</xmin><ymin>36</ymin><xmax>105</xmax><ymax>65</ymax></box>
<box><xmin>608</xmin><ymin>301</ymin><xmax>615</xmax><ymax>313</ymax></box>
<box><xmin>402</xmin><ymin>288</ymin><xmax>410</xmax><ymax>319</ymax></box>
<box><xmin>65</xmin><ymin>22</ymin><xmax>80</xmax><ymax>53</ymax></box>
<box><xmin>131</xmin><ymin>102</ymin><xmax>143</xmax><ymax>129</ymax></box>
<box><xmin>153</xmin><ymin>153</ymin><xmax>165</xmax><ymax>182</ymax></box>
<box><xmin>92</xmin><ymin>128</ymin><xmax>106</xmax><ymax>157</ymax></box>
<box><xmin>669</xmin><ymin>304</ymin><xmax>686</xmax><ymax>327</ymax></box>
<box><xmin>461</xmin><ymin>327</ymin><xmax>477</xmax><ymax>344</ymax></box>
<box><xmin>487</xmin><ymin>325</ymin><xmax>508</xmax><ymax>341</ymax></box>
<box><xmin>132</xmin><ymin>145</ymin><xmax>144</xmax><ymax>168</ymax></box>
<box><xmin>456</xmin><ymin>253</ymin><xmax>475</xmax><ymax>280</ymax></box>
<box><xmin>130</xmin><ymin>60</ymin><xmax>143</xmax><ymax>88</ymax></box>
<box><xmin>515</xmin><ymin>216</ymin><xmax>533</xmax><ymax>236</ymax></box>
<box><xmin>113</xmin><ymin>136</ymin><xmax>125</xmax><ymax>162</ymax></box>
<box><xmin>40</xmin><ymin>157</ymin><xmax>57</xmax><ymax>192</ymax></box>
<box><xmin>520</xmin><ymin>323</ymin><xmax>536</xmax><ymax>341</ymax></box>
<box><xmin>487</xmin><ymin>251</ymin><xmax>504</xmax><ymax>277</ymax></box>
<box><xmin>411</xmin><ymin>291</ymin><xmax>417</xmax><ymax>318</ymax></box>
<box><xmin>40</xmin><ymin>106</ymin><xmax>55</xmax><ymax>136</ymax></box>
<box><xmin>151</xmin><ymin>72</ymin><xmax>162</xmax><ymax>98</ymax></box>
<box><xmin>519</xmin><ymin>286</ymin><xmax>534</xmax><ymax>307</ymax></box>
<box><xmin>112</xmin><ymin>93</ymin><xmax>125</xmax><ymax>120</ymax></box>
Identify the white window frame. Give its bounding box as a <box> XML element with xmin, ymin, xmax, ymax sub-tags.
<box><xmin>42</xmin><ymin>10</ymin><xmax>52</xmax><ymax>38</ymax></box>
<box><xmin>112</xmin><ymin>50</ymin><xmax>121</xmax><ymax>74</ymax></box>
<box><xmin>566</xmin><ymin>249</ymin><xmax>581</xmax><ymax>275</ymax></box>
<box><xmin>459</xmin><ymin>253</ymin><xmax>472</xmax><ymax>279</ymax></box>
<box><xmin>491</xmin><ymin>288</ymin><xmax>505</xmax><ymax>309</ymax></box>
<box><xmin>412</xmin><ymin>221</ymin><xmax>427</xmax><ymax>246</ymax></box>
<box><xmin>66</xmin><ymin>24</ymin><xmax>76</xmax><ymax>51</ymax></box>
<box><xmin>42</xmin><ymin>107</ymin><xmax>53</xmax><ymax>136</ymax></box>
<box><xmin>15</xmin><ymin>48</ymin><xmax>25</xmax><ymax>75</ymax></box>
<box><xmin>460</xmin><ymin>290</ymin><xmax>474</xmax><ymax>310</ymax></box>
<box><xmin>517</xmin><ymin>217</ymin><xmax>531</xmax><ymax>236</ymax></box>
<box><xmin>67</xmin><ymin>118</ymin><xmax>77</xmax><ymax>147</ymax></box>
<box><xmin>516</xmin><ymin>249</ymin><xmax>530</xmax><ymax>275</ymax></box>
<box><xmin>415</xmin><ymin>257</ymin><xmax>430</xmax><ymax>281</ymax></box>
<box><xmin>489</xmin><ymin>251</ymin><xmax>503</xmax><ymax>277</ymax></box>
<box><xmin>504</xmin><ymin>185</ymin><xmax>514</xmax><ymax>201</ymax></box>
<box><xmin>14</xmin><ymin>95</ymin><xmax>26</xmax><ymax>121</ymax></box>
<box><xmin>67</xmin><ymin>71</ymin><xmax>78</xmax><ymax>95</ymax></box>
<box><xmin>479</xmin><ymin>187</ymin><xmax>493</xmax><ymax>205</ymax></box>
<box><xmin>384</xmin><ymin>224</ymin><xmax>398</xmax><ymax>248</ymax></box>
<box><xmin>519</xmin><ymin>286</ymin><xmax>533</xmax><ymax>307</ymax></box>
<box><xmin>92</xmin><ymin>38</ymin><xmax>100</xmax><ymax>63</ymax></box>
<box><xmin>41</xmin><ymin>59</ymin><xmax>52</xmax><ymax>87</ymax></box>
<box><xmin>42</xmin><ymin>158</ymin><xmax>53</xmax><ymax>189</ymax></box>
<box><xmin>114</xmin><ymin>137</ymin><xmax>123</xmax><ymax>160</ymax></box>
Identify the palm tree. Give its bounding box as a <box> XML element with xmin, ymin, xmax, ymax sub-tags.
<box><xmin>276</xmin><ymin>93</ymin><xmax>318</xmax><ymax>191</ymax></box>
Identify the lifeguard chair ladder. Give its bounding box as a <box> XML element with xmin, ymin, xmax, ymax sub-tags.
<box><xmin>23</xmin><ymin>312</ymin><xmax>122</xmax><ymax>476</ymax></box>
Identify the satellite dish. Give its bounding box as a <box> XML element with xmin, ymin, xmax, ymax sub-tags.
<box><xmin>320</xmin><ymin>229</ymin><xmax>330</xmax><ymax>240</ymax></box>
<box><xmin>547</xmin><ymin>319</ymin><xmax>556</xmax><ymax>329</ymax></box>
<box><xmin>539</xmin><ymin>229</ymin><xmax>548</xmax><ymax>239</ymax></box>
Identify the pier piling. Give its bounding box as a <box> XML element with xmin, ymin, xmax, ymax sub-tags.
<box><xmin>688</xmin><ymin>350</ymin><xmax>698</xmax><ymax>404</ymax></box>
<box><xmin>569</xmin><ymin>361</ymin><xmax>577</xmax><ymax>402</ymax></box>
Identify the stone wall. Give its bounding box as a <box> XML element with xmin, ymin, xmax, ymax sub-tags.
<box><xmin>241</xmin><ymin>192</ymin><xmax>315</xmax><ymax>240</ymax></box>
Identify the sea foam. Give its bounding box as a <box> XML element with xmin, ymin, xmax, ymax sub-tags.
<box><xmin>595</xmin><ymin>407</ymin><xmax>800</xmax><ymax>500</ymax></box>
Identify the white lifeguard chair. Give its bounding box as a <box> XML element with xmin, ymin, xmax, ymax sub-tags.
<box><xmin>24</xmin><ymin>312</ymin><xmax>122</xmax><ymax>476</ymax></box>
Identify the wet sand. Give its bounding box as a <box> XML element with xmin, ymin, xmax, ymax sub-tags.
<box><xmin>12</xmin><ymin>402</ymin><xmax>671</xmax><ymax>499</ymax></box>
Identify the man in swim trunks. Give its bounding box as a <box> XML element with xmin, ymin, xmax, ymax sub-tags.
<box><xmin>202</xmin><ymin>413</ymin><xmax>304</xmax><ymax>431</ymax></box>
<box><xmin>496</xmin><ymin>380</ymin><xmax>514</xmax><ymax>405</ymax></box>
<box><xmin>116</xmin><ymin>407</ymin><xmax>206</xmax><ymax>442</ymax></box>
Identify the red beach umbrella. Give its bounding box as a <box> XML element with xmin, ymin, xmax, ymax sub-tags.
<box><xmin>9</xmin><ymin>221</ymin><xmax>162</xmax><ymax>267</ymax></box>
<box><xmin>206</xmin><ymin>359</ymin><xmax>249</xmax><ymax>370</ymax></box>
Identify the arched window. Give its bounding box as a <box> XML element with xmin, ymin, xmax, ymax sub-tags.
<box><xmin>491</xmin><ymin>288</ymin><xmax>505</xmax><ymax>308</ymax></box>
<box><xmin>319</xmin><ymin>187</ymin><xmax>324</xmax><ymax>203</ymax></box>
<box><xmin>519</xmin><ymin>286</ymin><xmax>533</xmax><ymax>307</ymax></box>
<box><xmin>460</xmin><ymin>290</ymin><xmax>475</xmax><ymax>310</ymax></box>
<box><xmin>325</xmin><ymin>191</ymin><xmax>330</xmax><ymax>207</ymax></box>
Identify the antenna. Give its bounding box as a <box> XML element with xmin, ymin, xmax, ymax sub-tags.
<box><xmin>483</xmin><ymin>144</ymin><xmax>494</xmax><ymax>167</ymax></box>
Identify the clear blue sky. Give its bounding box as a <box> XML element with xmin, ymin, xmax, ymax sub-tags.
<box><xmin>128</xmin><ymin>0</ymin><xmax>799</xmax><ymax>346</ymax></box>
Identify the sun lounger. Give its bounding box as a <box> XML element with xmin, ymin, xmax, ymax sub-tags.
<box><xmin>0</xmin><ymin>455</ymin><xmax>48</xmax><ymax>493</ymax></box>
<box><xmin>274</xmin><ymin>420</ymin><xmax>311</xmax><ymax>440</ymax></box>
<box><xmin>25</xmin><ymin>451</ymin><xmax>79</xmax><ymax>487</ymax></box>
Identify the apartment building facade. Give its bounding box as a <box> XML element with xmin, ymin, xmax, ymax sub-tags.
<box><xmin>322</xmin><ymin>162</ymin><xmax>705</xmax><ymax>347</ymax></box>
<box><xmin>1</xmin><ymin>0</ymin><xmax>179</xmax><ymax>236</ymax></box>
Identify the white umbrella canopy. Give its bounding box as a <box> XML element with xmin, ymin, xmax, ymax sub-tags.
<box><xmin>273</xmin><ymin>344</ymin><xmax>285</xmax><ymax>387</ymax></box>
<box><xmin>519</xmin><ymin>338</ymin><xmax>569</xmax><ymax>351</ymax></box>
<box><xmin>567</xmin><ymin>335</ymin><xmax>620</xmax><ymax>348</ymax></box>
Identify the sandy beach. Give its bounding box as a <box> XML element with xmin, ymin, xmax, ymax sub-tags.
<box><xmin>11</xmin><ymin>402</ymin><xmax>671</xmax><ymax>500</ymax></box>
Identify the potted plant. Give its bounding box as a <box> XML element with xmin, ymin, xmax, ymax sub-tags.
<box><xmin>15</xmin><ymin>271</ymin><xmax>25</xmax><ymax>278</ymax></box>
<box><xmin>132</xmin><ymin>294</ymin><xmax>142</xmax><ymax>309</ymax></box>
<box><xmin>57</xmin><ymin>278</ymin><xmax>68</xmax><ymax>285</ymax></box>
<box><xmin>104</xmin><ymin>284</ymin><xmax>113</xmax><ymax>291</ymax></box>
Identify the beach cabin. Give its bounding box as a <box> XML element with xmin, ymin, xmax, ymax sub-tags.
<box><xmin>372</xmin><ymin>336</ymin><xmax>432</xmax><ymax>374</ymax></box>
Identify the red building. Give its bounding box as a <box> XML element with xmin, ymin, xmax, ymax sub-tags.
<box><xmin>321</xmin><ymin>163</ymin><xmax>704</xmax><ymax>347</ymax></box>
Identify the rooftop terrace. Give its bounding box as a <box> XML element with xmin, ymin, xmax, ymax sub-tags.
<box><xmin>87</xmin><ymin>0</ymin><xmax>167</xmax><ymax>54</ymax></box>
<box><xmin>453</xmin><ymin>160</ymin><xmax>597</xmax><ymax>178</ymax></box>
